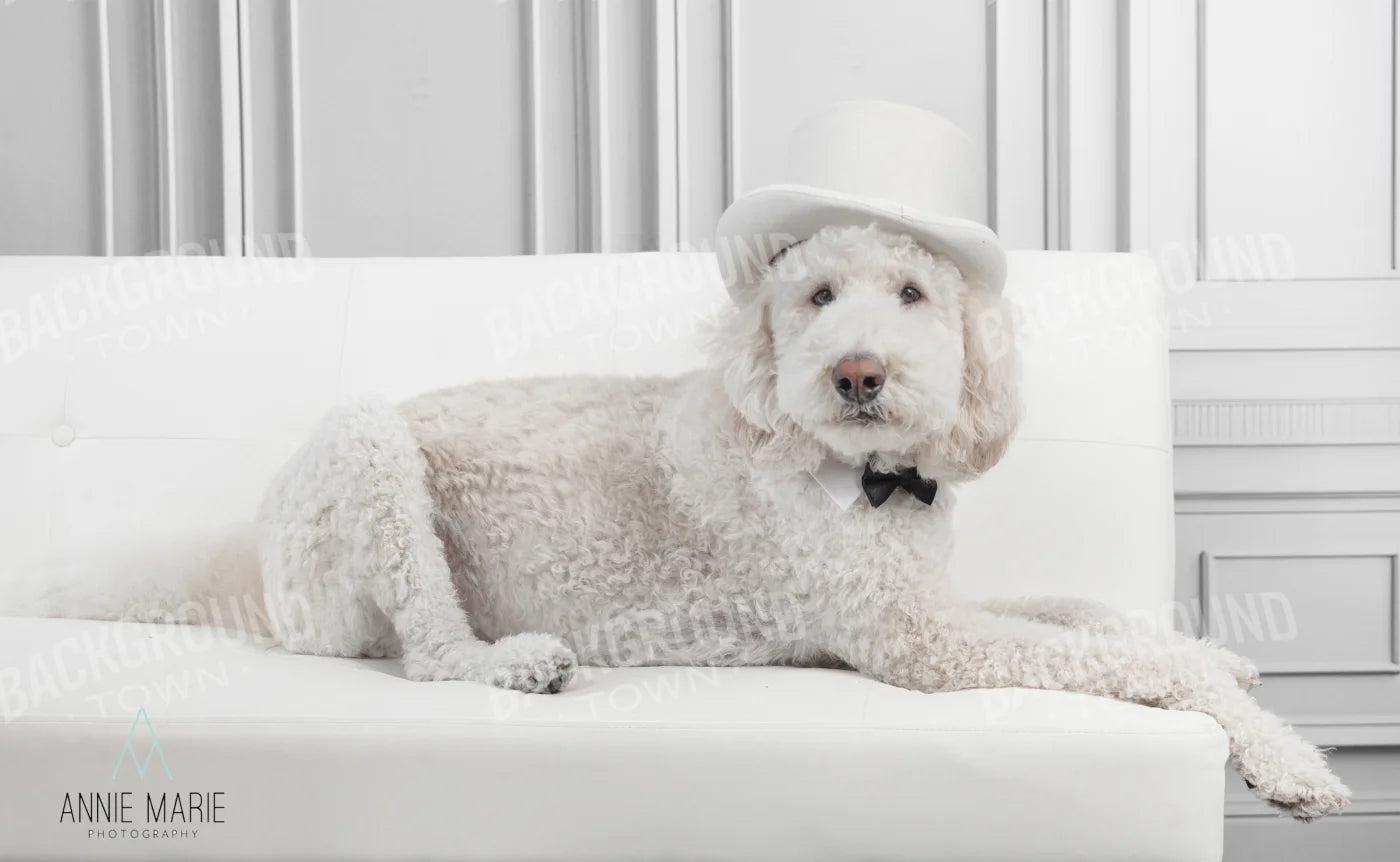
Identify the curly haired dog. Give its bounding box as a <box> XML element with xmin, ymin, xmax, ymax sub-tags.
<box><xmin>27</xmin><ymin>224</ymin><xmax>1342</xmax><ymax>819</ymax></box>
<box><xmin>250</xmin><ymin>224</ymin><xmax>1352</xmax><ymax>818</ymax></box>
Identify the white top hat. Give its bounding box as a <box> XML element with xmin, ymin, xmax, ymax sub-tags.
<box><xmin>715</xmin><ymin>100</ymin><xmax>1005</xmax><ymax>300</ymax></box>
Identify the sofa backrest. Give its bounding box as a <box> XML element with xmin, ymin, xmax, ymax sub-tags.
<box><xmin>0</xmin><ymin>251</ymin><xmax>1172</xmax><ymax>612</ymax></box>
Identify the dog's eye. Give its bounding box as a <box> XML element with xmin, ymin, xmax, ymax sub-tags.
<box><xmin>900</xmin><ymin>284</ymin><xmax>923</xmax><ymax>305</ymax></box>
<box><xmin>810</xmin><ymin>285</ymin><xmax>835</xmax><ymax>307</ymax></box>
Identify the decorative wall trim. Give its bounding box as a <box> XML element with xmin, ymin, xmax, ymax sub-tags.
<box><xmin>1291</xmin><ymin>715</ymin><xmax>1400</xmax><ymax>748</ymax></box>
<box><xmin>523</xmin><ymin>0</ymin><xmax>546</xmax><ymax>253</ymax></box>
<box><xmin>1197</xmin><ymin>550</ymin><xmax>1400</xmax><ymax>675</ymax></box>
<box><xmin>236</xmin><ymin>0</ymin><xmax>254</xmax><ymax>255</ymax></box>
<box><xmin>590</xmin><ymin>0</ymin><xmax>612</xmax><ymax>251</ymax></box>
<box><xmin>1176</xmin><ymin>492</ymin><xmax>1400</xmax><ymax>515</ymax></box>
<box><xmin>1121</xmin><ymin>0</ymin><xmax>1148</xmax><ymax>252</ymax></box>
<box><xmin>673</xmin><ymin>0</ymin><xmax>692</xmax><ymax>245</ymax></box>
<box><xmin>672</xmin><ymin>0</ymin><xmax>726</xmax><ymax>249</ymax></box>
<box><xmin>287</xmin><ymin>0</ymin><xmax>303</xmax><ymax>257</ymax></box>
<box><xmin>988</xmin><ymin>0</ymin><xmax>1045</xmax><ymax>250</ymax></box>
<box><xmin>1139</xmin><ymin>0</ymin><xmax>1400</xmax><ymax>348</ymax></box>
<box><xmin>1042</xmin><ymin>0</ymin><xmax>1066</xmax><ymax>250</ymax></box>
<box><xmin>720</xmin><ymin>0</ymin><xmax>738</xmax><ymax>208</ymax></box>
<box><xmin>153</xmin><ymin>0</ymin><xmax>178</xmax><ymax>252</ymax></box>
<box><xmin>217</xmin><ymin>0</ymin><xmax>242</xmax><ymax>257</ymax></box>
<box><xmin>1174</xmin><ymin>399</ymin><xmax>1400</xmax><ymax>447</ymax></box>
<box><xmin>653</xmin><ymin>0</ymin><xmax>679</xmax><ymax>251</ymax></box>
<box><xmin>96</xmin><ymin>0</ymin><xmax>116</xmax><ymax>256</ymax></box>
<box><xmin>1193</xmin><ymin>0</ymin><xmax>1207</xmax><ymax>282</ymax></box>
<box><xmin>571</xmin><ymin>0</ymin><xmax>589</xmax><ymax>252</ymax></box>
<box><xmin>1226</xmin><ymin>794</ymin><xmax>1400</xmax><ymax>817</ymax></box>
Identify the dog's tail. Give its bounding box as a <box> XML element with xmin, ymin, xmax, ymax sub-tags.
<box><xmin>0</xmin><ymin>523</ymin><xmax>271</xmax><ymax>636</ymax></box>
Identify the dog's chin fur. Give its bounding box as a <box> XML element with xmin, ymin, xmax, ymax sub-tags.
<box><xmin>808</xmin><ymin>417</ymin><xmax>942</xmax><ymax>466</ymax></box>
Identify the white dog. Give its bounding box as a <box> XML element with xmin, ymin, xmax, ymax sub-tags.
<box><xmin>15</xmin><ymin>222</ymin><xmax>1346</xmax><ymax>820</ymax></box>
<box><xmin>247</xmin><ymin>224</ymin><xmax>1346</xmax><ymax>819</ymax></box>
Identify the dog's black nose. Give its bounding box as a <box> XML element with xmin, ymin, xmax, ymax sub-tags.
<box><xmin>832</xmin><ymin>355</ymin><xmax>885</xmax><ymax>404</ymax></box>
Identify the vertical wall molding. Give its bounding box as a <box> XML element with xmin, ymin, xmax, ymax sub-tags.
<box><xmin>999</xmin><ymin>0</ymin><xmax>1125</xmax><ymax>253</ymax></box>
<box><xmin>236</xmin><ymin>0</ymin><xmax>254</xmax><ymax>255</ymax></box>
<box><xmin>1391</xmin><ymin>0</ymin><xmax>1398</xmax><ymax>272</ymax></box>
<box><xmin>989</xmin><ymin>0</ymin><xmax>1047</xmax><ymax>250</ymax></box>
<box><xmin>654</xmin><ymin>0</ymin><xmax>680</xmax><ymax>252</ymax></box>
<box><xmin>288</xmin><ymin>0</ymin><xmax>304</xmax><ymax>256</ymax></box>
<box><xmin>1193</xmin><ymin>0</ymin><xmax>1207</xmax><ymax>280</ymax></box>
<box><xmin>523</xmin><ymin>0</ymin><xmax>547</xmax><ymax>254</ymax></box>
<box><xmin>672</xmin><ymin>0</ymin><xmax>726</xmax><ymax>250</ymax></box>
<box><xmin>571</xmin><ymin>1</ymin><xmax>590</xmax><ymax>252</ymax></box>
<box><xmin>96</xmin><ymin>0</ymin><xmax>116</xmax><ymax>256</ymax></box>
<box><xmin>674</xmin><ymin>0</ymin><xmax>692</xmax><ymax>245</ymax></box>
<box><xmin>1043</xmin><ymin>0</ymin><xmax>1067</xmax><ymax>250</ymax></box>
<box><xmin>217</xmin><ymin>0</ymin><xmax>242</xmax><ymax>257</ymax></box>
<box><xmin>591</xmin><ymin>0</ymin><xmax>612</xmax><ymax>251</ymax></box>
<box><xmin>67</xmin><ymin>0</ymin><xmax>1124</xmax><ymax>261</ymax></box>
<box><xmin>1122</xmin><ymin>0</ymin><xmax>1150</xmax><ymax>251</ymax></box>
<box><xmin>153</xmin><ymin>0</ymin><xmax>178</xmax><ymax>253</ymax></box>
<box><xmin>721</xmin><ymin>0</ymin><xmax>738</xmax><ymax>208</ymax></box>
<box><xmin>1041</xmin><ymin>0</ymin><xmax>1124</xmax><ymax>253</ymax></box>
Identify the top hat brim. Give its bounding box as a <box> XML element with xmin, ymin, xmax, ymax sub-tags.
<box><xmin>714</xmin><ymin>184</ymin><xmax>1006</xmax><ymax>301</ymax></box>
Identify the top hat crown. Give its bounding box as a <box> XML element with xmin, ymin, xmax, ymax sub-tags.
<box><xmin>715</xmin><ymin>100</ymin><xmax>1005</xmax><ymax>300</ymax></box>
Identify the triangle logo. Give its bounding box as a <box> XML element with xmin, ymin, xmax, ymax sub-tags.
<box><xmin>111</xmin><ymin>707</ymin><xmax>173</xmax><ymax>781</ymax></box>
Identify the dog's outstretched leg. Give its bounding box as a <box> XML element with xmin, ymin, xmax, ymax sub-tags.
<box><xmin>978</xmin><ymin>595</ymin><xmax>1260</xmax><ymax>691</ymax></box>
<box><xmin>833</xmin><ymin>595</ymin><xmax>1348</xmax><ymax>820</ymax></box>
<box><xmin>259</xmin><ymin>399</ymin><xmax>576</xmax><ymax>693</ymax></box>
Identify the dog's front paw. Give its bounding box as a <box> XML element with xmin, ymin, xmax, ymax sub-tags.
<box><xmin>1255</xmin><ymin>772</ymin><xmax>1352</xmax><ymax>821</ymax></box>
<box><xmin>1236</xmin><ymin>735</ymin><xmax>1351</xmax><ymax>821</ymax></box>
<box><xmin>487</xmin><ymin>632</ymin><xmax>578</xmax><ymax>694</ymax></box>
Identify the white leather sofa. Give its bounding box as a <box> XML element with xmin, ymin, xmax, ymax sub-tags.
<box><xmin>0</xmin><ymin>252</ymin><xmax>1225</xmax><ymax>861</ymax></box>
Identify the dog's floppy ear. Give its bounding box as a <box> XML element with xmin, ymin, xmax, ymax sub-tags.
<box><xmin>925</xmin><ymin>286</ymin><xmax>1021</xmax><ymax>480</ymax></box>
<box><xmin>716</xmin><ymin>292</ymin><xmax>779</xmax><ymax>430</ymax></box>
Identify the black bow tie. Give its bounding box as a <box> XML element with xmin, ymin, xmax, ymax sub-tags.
<box><xmin>861</xmin><ymin>464</ymin><xmax>938</xmax><ymax>508</ymax></box>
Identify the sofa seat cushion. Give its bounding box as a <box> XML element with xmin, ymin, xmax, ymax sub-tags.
<box><xmin>0</xmin><ymin>617</ymin><xmax>1225</xmax><ymax>861</ymax></box>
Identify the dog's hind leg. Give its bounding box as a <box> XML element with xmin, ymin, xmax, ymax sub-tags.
<box><xmin>259</xmin><ymin>399</ymin><xmax>576</xmax><ymax>693</ymax></box>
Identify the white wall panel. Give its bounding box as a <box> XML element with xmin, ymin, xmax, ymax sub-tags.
<box><xmin>296</xmin><ymin>0</ymin><xmax>528</xmax><ymax>256</ymax></box>
<box><xmin>246</xmin><ymin>0</ymin><xmax>293</xmax><ymax>251</ymax></box>
<box><xmin>1060</xmin><ymin>0</ymin><xmax>1119</xmax><ymax>251</ymax></box>
<box><xmin>1201</xmin><ymin>551</ymin><xmax>1398</xmax><ymax>673</ymax></box>
<box><xmin>1201</xmin><ymin>0</ymin><xmax>1394</xmax><ymax>280</ymax></box>
<box><xmin>726</xmin><ymin>0</ymin><xmax>988</xmax><ymax>220</ymax></box>
<box><xmin>524</xmin><ymin>0</ymin><xmax>584</xmax><ymax>254</ymax></box>
<box><xmin>989</xmin><ymin>0</ymin><xmax>1045</xmax><ymax>250</ymax></box>
<box><xmin>0</xmin><ymin>1</ymin><xmax>106</xmax><ymax>254</ymax></box>
<box><xmin>1171</xmin><ymin>350</ymin><xmax>1400</xmax><ymax>401</ymax></box>
<box><xmin>169</xmin><ymin>0</ymin><xmax>226</xmax><ymax>252</ymax></box>
<box><xmin>580</xmin><ymin>0</ymin><xmax>658</xmax><ymax>252</ymax></box>
<box><xmin>1176</xmin><ymin>510</ymin><xmax>1400</xmax><ymax>747</ymax></box>
<box><xmin>676</xmin><ymin>0</ymin><xmax>729</xmax><ymax>249</ymax></box>
<box><xmin>1</xmin><ymin>0</ymin><xmax>1009</xmax><ymax>258</ymax></box>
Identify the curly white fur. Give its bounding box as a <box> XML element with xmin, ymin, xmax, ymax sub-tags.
<box><xmin>38</xmin><ymin>225</ymin><xmax>1351</xmax><ymax>819</ymax></box>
